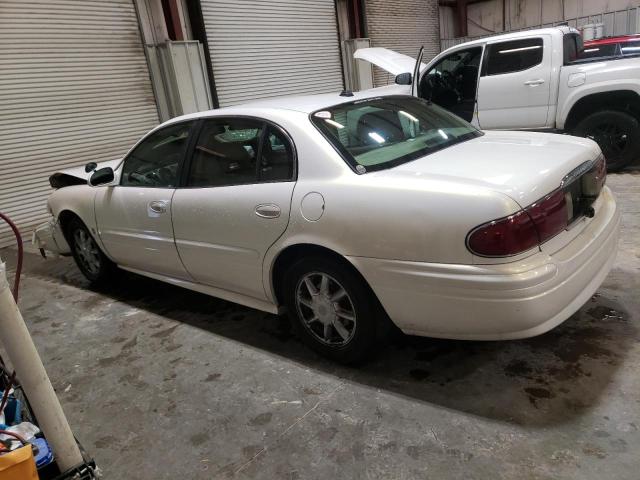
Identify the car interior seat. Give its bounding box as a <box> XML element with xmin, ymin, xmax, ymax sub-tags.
<box><xmin>355</xmin><ymin>111</ymin><xmax>404</xmax><ymax>147</ymax></box>
<box><xmin>189</xmin><ymin>125</ymin><xmax>256</xmax><ymax>186</ymax></box>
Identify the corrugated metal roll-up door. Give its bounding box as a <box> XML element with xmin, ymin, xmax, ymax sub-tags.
<box><xmin>0</xmin><ymin>0</ymin><xmax>159</xmax><ymax>247</ymax></box>
<box><xmin>365</xmin><ymin>0</ymin><xmax>441</xmax><ymax>87</ymax></box>
<box><xmin>200</xmin><ymin>0</ymin><xmax>344</xmax><ymax>107</ymax></box>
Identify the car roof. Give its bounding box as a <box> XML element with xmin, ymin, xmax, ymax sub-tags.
<box><xmin>164</xmin><ymin>89</ymin><xmax>398</xmax><ymax>126</ymax></box>
<box><xmin>447</xmin><ymin>26</ymin><xmax>577</xmax><ymax>49</ymax></box>
<box><xmin>584</xmin><ymin>34</ymin><xmax>640</xmax><ymax>45</ymax></box>
<box><xmin>239</xmin><ymin>90</ymin><xmax>393</xmax><ymax>113</ymax></box>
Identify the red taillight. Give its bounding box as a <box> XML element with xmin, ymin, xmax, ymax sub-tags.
<box><xmin>467</xmin><ymin>189</ymin><xmax>568</xmax><ymax>257</ymax></box>
<box><xmin>524</xmin><ymin>189</ymin><xmax>568</xmax><ymax>243</ymax></box>
<box><xmin>466</xmin><ymin>210</ymin><xmax>539</xmax><ymax>257</ymax></box>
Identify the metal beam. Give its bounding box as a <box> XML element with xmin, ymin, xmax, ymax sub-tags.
<box><xmin>438</xmin><ymin>0</ymin><xmax>492</xmax><ymax>38</ymax></box>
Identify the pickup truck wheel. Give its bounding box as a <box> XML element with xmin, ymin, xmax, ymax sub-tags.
<box><xmin>283</xmin><ymin>256</ymin><xmax>381</xmax><ymax>364</ymax></box>
<box><xmin>68</xmin><ymin>218</ymin><xmax>116</xmax><ymax>284</ymax></box>
<box><xmin>573</xmin><ymin>110</ymin><xmax>640</xmax><ymax>172</ymax></box>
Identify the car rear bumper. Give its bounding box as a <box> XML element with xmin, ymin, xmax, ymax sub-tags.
<box><xmin>32</xmin><ymin>218</ymin><xmax>70</xmax><ymax>256</ymax></box>
<box><xmin>348</xmin><ymin>186</ymin><xmax>620</xmax><ymax>340</ymax></box>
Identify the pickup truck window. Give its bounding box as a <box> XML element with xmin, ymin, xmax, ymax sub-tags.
<box><xmin>485</xmin><ymin>38</ymin><xmax>543</xmax><ymax>75</ymax></box>
<box><xmin>581</xmin><ymin>43</ymin><xmax>617</xmax><ymax>59</ymax></box>
<box><xmin>419</xmin><ymin>46</ymin><xmax>482</xmax><ymax>122</ymax></box>
<box><xmin>563</xmin><ymin>33</ymin><xmax>584</xmax><ymax>64</ymax></box>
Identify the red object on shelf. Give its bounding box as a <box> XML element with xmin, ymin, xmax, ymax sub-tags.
<box><xmin>584</xmin><ymin>34</ymin><xmax>640</xmax><ymax>46</ymax></box>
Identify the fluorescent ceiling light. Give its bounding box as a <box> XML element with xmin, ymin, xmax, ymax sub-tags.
<box><xmin>325</xmin><ymin>119</ymin><xmax>345</xmax><ymax>129</ymax></box>
<box><xmin>399</xmin><ymin>110</ymin><xmax>419</xmax><ymax>122</ymax></box>
<box><xmin>499</xmin><ymin>45</ymin><xmax>541</xmax><ymax>54</ymax></box>
<box><xmin>368</xmin><ymin>132</ymin><xmax>385</xmax><ymax>143</ymax></box>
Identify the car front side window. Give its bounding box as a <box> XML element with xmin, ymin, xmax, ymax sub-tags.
<box><xmin>120</xmin><ymin>121</ymin><xmax>193</xmax><ymax>188</ymax></box>
<box><xmin>484</xmin><ymin>38</ymin><xmax>543</xmax><ymax>75</ymax></box>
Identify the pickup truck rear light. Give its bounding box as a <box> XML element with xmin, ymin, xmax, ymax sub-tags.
<box><xmin>467</xmin><ymin>189</ymin><xmax>568</xmax><ymax>257</ymax></box>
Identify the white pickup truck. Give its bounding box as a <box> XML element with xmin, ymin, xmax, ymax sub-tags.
<box><xmin>356</xmin><ymin>26</ymin><xmax>640</xmax><ymax>171</ymax></box>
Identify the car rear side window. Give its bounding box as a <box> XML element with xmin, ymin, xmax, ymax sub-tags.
<box><xmin>121</xmin><ymin>121</ymin><xmax>193</xmax><ymax>188</ymax></box>
<box><xmin>485</xmin><ymin>38</ymin><xmax>543</xmax><ymax>75</ymax></box>
<box><xmin>580</xmin><ymin>43</ymin><xmax>617</xmax><ymax>59</ymax></box>
<box><xmin>260</xmin><ymin>127</ymin><xmax>295</xmax><ymax>182</ymax></box>
<box><xmin>620</xmin><ymin>40</ymin><xmax>640</xmax><ymax>55</ymax></box>
<box><xmin>186</xmin><ymin>118</ymin><xmax>295</xmax><ymax>188</ymax></box>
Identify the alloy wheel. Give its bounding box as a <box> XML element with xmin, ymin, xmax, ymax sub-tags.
<box><xmin>73</xmin><ymin>229</ymin><xmax>101</xmax><ymax>275</ymax></box>
<box><xmin>587</xmin><ymin>122</ymin><xmax>629</xmax><ymax>161</ymax></box>
<box><xmin>295</xmin><ymin>272</ymin><xmax>357</xmax><ymax>346</ymax></box>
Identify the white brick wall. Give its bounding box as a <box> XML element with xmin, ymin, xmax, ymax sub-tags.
<box><xmin>365</xmin><ymin>0</ymin><xmax>440</xmax><ymax>87</ymax></box>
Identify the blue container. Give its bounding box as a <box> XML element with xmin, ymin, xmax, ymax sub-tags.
<box><xmin>0</xmin><ymin>393</ymin><xmax>22</xmax><ymax>426</ymax></box>
<box><xmin>32</xmin><ymin>438</ymin><xmax>55</xmax><ymax>469</ymax></box>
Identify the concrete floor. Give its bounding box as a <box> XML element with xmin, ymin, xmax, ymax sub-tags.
<box><xmin>1</xmin><ymin>172</ymin><xmax>639</xmax><ymax>479</ymax></box>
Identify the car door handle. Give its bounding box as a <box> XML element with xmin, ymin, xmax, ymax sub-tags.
<box><xmin>524</xmin><ymin>79</ymin><xmax>545</xmax><ymax>86</ymax></box>
<box><xmin>148</xmin><ymin>200</ymin><xmax>168</xmax><ymax>214</ymax></box>
<box><xmin>255</xmin><ymin>204</ymin><xmax>281</xmax><ymax>219</ymax></box>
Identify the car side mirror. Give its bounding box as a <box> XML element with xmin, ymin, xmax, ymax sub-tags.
<box><xmin>395</xmin><ymin>72</ymin><xmax>412</xmax><ymax>85</ymax></box>
<box><xmin>89</xmin><ymin>167</ymin><xmax>115</xmax><ymax>186</ymax></box>
<box><xmin>85</xmin><ymin>162</ymin><xmax>98</xmax><ymax>173</ymax></box>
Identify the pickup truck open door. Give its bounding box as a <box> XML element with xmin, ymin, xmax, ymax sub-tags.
<box><xmin>412</xmin><ymin>46</ymin><xmax>424</xmax><ymax>97</ymax></box>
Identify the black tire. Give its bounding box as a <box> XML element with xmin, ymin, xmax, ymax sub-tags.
<box><xmin>67</xmin><ymin>217</ymin><xmax>116</xmax><ymax>284</ymax></box>
<box><xmin>572</xmin><ymin>109</ymin><xmax>640</xmax><ymax>172</ymax></box>
<box><xmin>283</xmin><ymin>256</ymin><xmax>385</xmax><ymax>364</ymax></box>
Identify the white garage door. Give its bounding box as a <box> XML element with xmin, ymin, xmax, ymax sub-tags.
<box><xmin>366</xmin><ymin>0</ymin><xmax>441</xmax><ymax>87</ymax></box>
<box><xmin>200</xmin><ymin>0</ymin><xmax>344</xmax><ymax>107</ymax></box>
<box><xmin>0</xmin><ymin>0</ymin><xmax>159</xmax><ymax>247</ymax></box>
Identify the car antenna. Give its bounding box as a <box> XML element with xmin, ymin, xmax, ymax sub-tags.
<box><xmin>340</xmin><ymin>90</ymin><xmax>354</xmax><ymax>97</ymax></box>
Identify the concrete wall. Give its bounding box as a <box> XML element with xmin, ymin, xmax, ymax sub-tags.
<box><xmin>365</xmin><ymin>0</ymin><xmax>440</xmax><ymax>86</ymax></box>
<box><xmin>441</xmin><ymin>0</ymin><xmax>640</xmax><ymax>38</ymax></box>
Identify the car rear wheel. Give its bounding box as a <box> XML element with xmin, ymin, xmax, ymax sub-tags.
<box><xmin>283</xmin><ymin>256</ymin><xmax>383</xmax><ymax>364</ymax></box>
<box><xmin>67</xmin><ymin>217</ymin><xmax>115</xmax><ymax>284</ymax></box>
<box><xmin>573</xmin><ymin>109</ymin><xmax>640</xmax><ymax>172</ymax></box>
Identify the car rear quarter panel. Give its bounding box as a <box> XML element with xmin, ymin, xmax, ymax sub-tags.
<box><xmin>281</xmin><ymin>174</ymin><xmax>520</xmax><ymax>262</ymax></box>
<box><xmin>263</xmin><ymin>121</ymin><xmax>524</xmax><ymax>299</ymax></box>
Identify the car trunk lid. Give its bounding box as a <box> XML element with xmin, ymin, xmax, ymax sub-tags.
<box><xmin>377</xmin><ymin>130</ymin><xmax>602</xmax><ymax>208</ymax></box>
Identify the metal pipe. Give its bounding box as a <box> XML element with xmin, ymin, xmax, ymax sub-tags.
<box><xmin>0</xmin><ymin>261</ymin><xmax>83</xmax><ymax>471</ymax></box>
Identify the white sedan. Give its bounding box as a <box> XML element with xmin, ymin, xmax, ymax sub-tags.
<box><xmin>34</xmin><ymin>92</ymin><xmax>619</xmax><ymax>363</ymax></box>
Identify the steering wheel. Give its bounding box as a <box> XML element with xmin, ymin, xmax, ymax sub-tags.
<box><xmin>423</xmin><ymin>73</ymin><xmax>459</xmax><ymax>109</ymax></box>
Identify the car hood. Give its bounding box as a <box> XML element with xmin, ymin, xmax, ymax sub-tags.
<box><xmin>354</xmin><ymin>47</ymin><xmax>427</xmax><ymax>76</ymax></box>
<box><xmin>374</xmin><ymin>131</ymin><xmax>601</xmax><ymax>207</ymax></box>
<box><xmin>49</xmin><ymin>159</ymin><xmax>122</xmax><ymax>188</ymax></box>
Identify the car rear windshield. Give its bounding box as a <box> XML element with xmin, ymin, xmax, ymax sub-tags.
<box><xmin>310</xmin><ymin>96</ymin><xmax>482</xmax><ymax>173</ymax></box>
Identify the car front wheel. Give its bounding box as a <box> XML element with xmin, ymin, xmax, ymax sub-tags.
<box><xmin>67</xmin><ymin>217</ymin><xmax>115</xmax><ymax>284</ymax></box>
<box><xmin>283</xmin><ymin>256</ymin><xmax>382</xmax><ymax>364</ymax></box>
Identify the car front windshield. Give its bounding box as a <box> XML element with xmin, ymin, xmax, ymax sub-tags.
<box><xmin>310</xmin><ymin>95</ymin><xmax>482</xmax><ymax>172</ymax></box>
